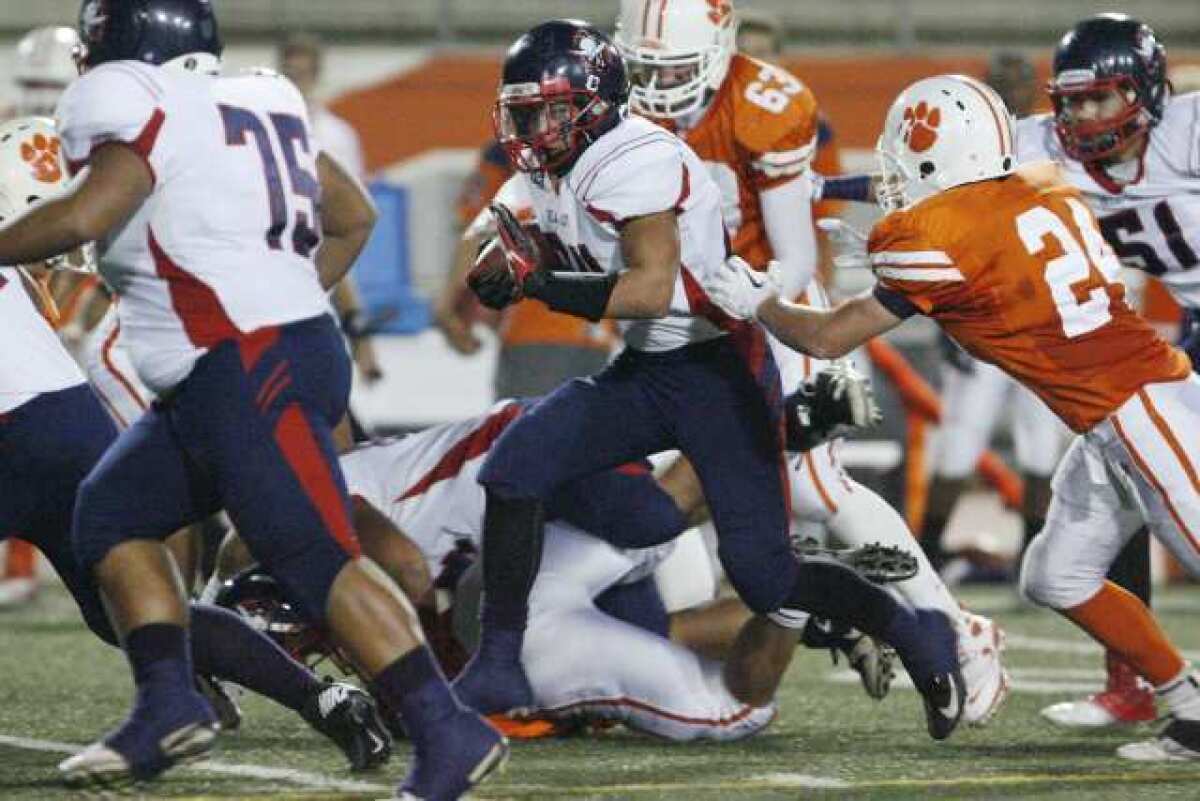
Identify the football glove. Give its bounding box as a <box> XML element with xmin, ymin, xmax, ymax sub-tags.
<box><xmin>787</xmin><ymin>359</ymin><xmax>881</xmax><ymax>452</ymax></box>
<box><xmin>816</xmin><ymin>217</ymin><xmax>869</xmax><ymax>269</ymax></box>
<box><xmin>704</xmin><ymin>255</ymin><xmax>781</xmax><ymax>321</ymax></box>
<box><xmin>466</xmin><ymin>202</ymin><xmax>544</xmax><ymax>310</ymax></box>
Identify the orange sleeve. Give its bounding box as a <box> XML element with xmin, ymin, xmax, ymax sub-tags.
<box><xmin>868</xmin><ymin>211</ymin><xmax>971</xmax><ymax>317</ymax></box>
<box><xmin>730</xmin><ymin>56</ymin><xmax>819</xmax><ymax>192</ymax></box>
<box><xmin>811</xmin><ymin>115</ymin><xmax>845</xmax><ymax>220</ymax></box>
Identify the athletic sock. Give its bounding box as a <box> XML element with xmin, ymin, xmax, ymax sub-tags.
<box><xmin>1158</xmin><ymin>669</ymin><xmax>1200</xmax><ymax>721</ymax></box>
<box><xmin>1063</xmin><ymin>580</ymin><xmax>1183</xmax><ymax>686</ymax></box>
<box><xmin>371</xmin><ymin>646</ymin><xmax>460</xmax><ymax>736</ymax></box>
<box><xmin>479</xmin><ymin>492</ymin><xmax>544</xmax><ymax>633</ymax></box>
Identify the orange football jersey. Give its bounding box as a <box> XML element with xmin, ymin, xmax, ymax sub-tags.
<box><xmin>870</xmin><ymin>163</ymin><xmax>1191</xmax><ymax>433</ymax></box>
<box><xmin>680</xmin><ymin>53</ymin><xmax>818</xmax><ymax>268</ymax></box>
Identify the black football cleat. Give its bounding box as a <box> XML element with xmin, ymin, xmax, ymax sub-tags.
<box><xmin>920</xmin><ymin>669</ymin><xmax>967</xmax><ymax>741</ymax></box>
<box><xmin>793</xmin><ymin>539</ymin><xmax>919</xmax><ymax>584</ymax></box>
<box><xmin>301</xmin><ymin>680</ymin><xmax>392</xmax><ymax>770</ymax></box>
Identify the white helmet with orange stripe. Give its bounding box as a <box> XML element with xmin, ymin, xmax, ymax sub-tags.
<box><xmin>614</xmin><ymin>0</ymin><xmax>736</xmax><ymax>120</ymax></box>
<box><xmin>875</xmin><ymin>74</ymin><xmax>1016</xmax><ymax>212</ymax></box>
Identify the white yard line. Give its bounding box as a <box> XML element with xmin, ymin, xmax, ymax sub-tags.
<box><xmin>0</xmin><ymin>733</ymin><xmax>389</xmax><ymax>795</ymax></box>
<box><xmin>1005</xmin><ymin>634</ymin><xmax>1200</xmax><ymax>662</ymax></box>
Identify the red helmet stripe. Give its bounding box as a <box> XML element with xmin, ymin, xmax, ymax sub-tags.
<box><xmin>640</xmin><ymin>0</ymin><xmax>653</xmax><ymax>38</ymax></box>
<box><xmin>657</xmin><ymin>0</ymin><xmax>670</xmax><ymax>39</ymax></box>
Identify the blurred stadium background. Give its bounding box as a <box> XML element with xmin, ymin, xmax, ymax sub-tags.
<box><xmin>1</xmin><ymin>1</ymin><xmax>1197</xmax><ymax>571</ymax></box>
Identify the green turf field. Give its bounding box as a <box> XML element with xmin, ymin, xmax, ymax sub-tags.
<box><xmin>2</xmin><ymin>585</ymin><xmax>1199</xmax><ymax>800</ymax></box>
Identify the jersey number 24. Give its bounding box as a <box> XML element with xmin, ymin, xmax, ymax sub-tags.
<box><xmin>220</xmin><ymin>104</ymin><xmax>321</xmax><ymax>258</ymax></box>
<box><xmin>1017</xmin><ymin>197</ymin><xmax>1123</xmax><ymax>339</ymax></box>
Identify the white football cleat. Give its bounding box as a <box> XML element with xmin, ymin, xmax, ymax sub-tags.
<box><xmin>1117</xmin><ymin>718</ymin><xmax>1200</xmax><ymax>762</ymax></box>
<box><xmin>957</xmin><ymin>611</ymin><xmax>1010</xmax><ymax>727</ymax></box>
<box><xmin>0</xmin><ymin>577</ymin><xmax>37</xmax><ymax>608</ymax></box>
<box><xmin>59</xmin><ymin>721</ymin><xmax>217</xmax><ymax>789</ymax></box>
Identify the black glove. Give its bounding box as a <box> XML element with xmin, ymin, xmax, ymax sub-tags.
<box><xmin>786</xmin><ymin>360</ymin><xmax>881</xmax><ymax>452</ymax></box>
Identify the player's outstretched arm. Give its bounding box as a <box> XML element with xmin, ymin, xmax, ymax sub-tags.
<box><xmin>315</xmin><ymin>151</ymin><xmax>377</xmax><ymax>291</ymax></box>
<box><xmin>758</xmin><ymin>290</ymin><xmax>903</xmax><ymax>359</ymax></box>
<box><xmin>0</xmin><ymin>142</ymin><xmax>151</xmax><ymax>266</ymax></box>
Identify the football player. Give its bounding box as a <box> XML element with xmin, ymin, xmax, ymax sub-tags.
<box><xmin>1015</xmin><ymin>13</ymin><xmax>1199</xmax><ymax>734</ymax></box>
<box><xmin>213</xmin><ymin>394</ymin><xmax>906</xmax><ymax>742</ymax></box>
<box><xmin>0</xmin><ymin>25</ymin><xmax>84</xmax><ymax>610</ymax></box>
<box><xmin>0</xmin><ymin>116</ymin><xmax>392</xmax><ymax>777</ymax></box>
<box><xmin>459</xmin><ymin>18</ymin><xmax>966</xmax><ymax>743</ymax></box>
<box><xmin>613</xmin><ymin>0</ymin><xmax>1008</xmax><ymax>726</ymax></box>
<box><xmin>919</xmin><ymin>51</ymin><xmax>1066</xmax><ymax>579</ymax></box>
<box><xmin>0</xmin><ymin>2</ymin><xmax>504</xmax><ymax>795</ymax></box>
<box><xmin>706</xmin><ymin>72</ymin><xmax>1200</xmax><ymax>762</ymax></box>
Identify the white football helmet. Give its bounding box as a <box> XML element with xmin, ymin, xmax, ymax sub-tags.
<box><xmin>614</xmin><ymin>0</ymin><xmax>736</xmax><ymax>120</ymax></box>
<box><xmin>0</xmin><ymin>117</ymin><xmax>93</xmax><ymax>272</ymax></box>
<box><xmin>875</xmin><ymin>74</ymin><xmax>1016</xmax><ymax>212</ymax></box>
<box><xmin>14</xmin><ymin>27</ymin><xmax>81</xmax><ymax>117</ymax></box>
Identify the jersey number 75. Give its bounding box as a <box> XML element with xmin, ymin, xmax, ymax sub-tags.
<box><xmin>220</xmin><ymin>104</ymin><xmax>321</xmax><ymax>258</ymax></box>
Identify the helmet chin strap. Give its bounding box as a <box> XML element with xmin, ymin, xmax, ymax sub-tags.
<box><xmin>162</xmin><ymin>52</ymin><xmax>222</xmax><ymax>75</ymax></box>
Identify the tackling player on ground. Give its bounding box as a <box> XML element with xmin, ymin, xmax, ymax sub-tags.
<box><xmin>707</xmin><ymin>71</ymin><xmax>1200</xmax><ymax>762</ymax></box>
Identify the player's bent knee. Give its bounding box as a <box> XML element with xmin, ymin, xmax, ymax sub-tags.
<box><xmin>71</xmin><ymin>474</ymin><xmax>130</xmax><ymax>575</ymax></box>
<box><xmin>1018</xmin><ymin>535</ymin><xmax>1101</xmax><ymax>610</ymax></box>
<box><xmin>259</xmin><ymin>539</ymin><xmax>353</xmax><ymax>624</ymax></box>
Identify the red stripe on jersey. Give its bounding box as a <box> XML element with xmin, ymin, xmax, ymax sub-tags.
<box><xmin>584</xmin><ymin>203</ymin><xmax>622</xmax><ymax>227</ymax></box>
<box><xmin>673</xmin><ymin>163</ymin><xmax>691</xmax><ymax>213</ymax></box>
<box><xmin>397</xmin><ymin>403</ymin><xmax>524</xmax><ymax>501</ymax></box>
<box><xmin>69</xmin><ymin>107</ymin><xmax>165</xmax><ymax>182</ymax></box>
<box><xmin>679</xmin><ymin>265</ymin><xmax>736</xmax><ymax>332</ymax></box>
<box><xmin>149</xmin><ymin>228</ymin><xmax>240</xmax><ymax>349</ymax></box>
<box><xmin>544</xmin><ymin>694</ymin><xmax>761</xmax><ymax>728</ymax></box>
<box><xmin>273</xmin><ymin>403</ymin><xmax>362</xmax><ymax>557</ymax></box>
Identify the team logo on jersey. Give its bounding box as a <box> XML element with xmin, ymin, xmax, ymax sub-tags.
<box><xmin>706</xmin><ymin>0</ymin><xmax>733</xmax><ymax>26</ymax></box>
<box><xmin>19</xmin><ymin>133</ymin><xmax>62</xmax><ymax>184</ymax></box>
<box><xmin>901</xmin><ymin>101</ymin><xmax>941</xmax><ymax>153</ymax></box>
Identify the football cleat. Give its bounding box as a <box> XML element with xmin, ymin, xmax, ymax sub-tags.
<box><xmin>59</xmin><ymin>719</ymin><xmax>218</xmax><ymax>790</ymax></box>
<box><xmin>452</xmin><ymin>632</ymin><xmax>534</xmax><ymax>716</ymax></box>
<box><xmin>957</xmin><ymin>612</ymin><xmax>1010</xmax><ymax>727</ymax></box>
<box><xmin>301</xmin><ymin>680</ymin><xmax>392</xmax><ymax>771</ymax></box>
<box><xmin>793</xmin><ymin>539</ymin><xmax>919</xmax><ymax>584</ymax></box>
<box><xmin>195</xmin><ymin>674</ymin><xmax>242</xmax><ymax>732</ymax></box>
<box><xmin>1117</xmin><ymin>717</ymin><xmax>1200</xmax><ymax>761</ymax></box>
<box><xmin>396</xmin><ymin>713</ymin><xmax>508</xmax><ymax>801</ymax></box>
<box><xmin>1041</xmin><ymin>656</ymin><xmax>1156</xmax><ymax>728</ymax></box>
<box><xmin>802</xmin><ymin>618</ymin><xmax>896</xmax><ymax>701</ymax></box>
<box><xmin>920</xmin><ymin>669</ymin><xmax>967</xmax><ymax>741</ymax></box>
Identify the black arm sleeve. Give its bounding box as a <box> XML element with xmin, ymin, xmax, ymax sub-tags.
<box><xmin>523</xmin><ymin>271</ymin><xmax>619</xmax><ymax>322</ymax></box>
<box><xmin>872</xmin><ymin>284</ymin><xmax>921</xmax><ymax>320</ymax></box>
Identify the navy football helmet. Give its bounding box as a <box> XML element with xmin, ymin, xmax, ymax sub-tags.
<box><xmin>1049</xmin><ymin>13</ymin><xmax>1167</xmax><ymax>162</ymax></box>
<box><xmin>76</xmin><ymin>0</ymin><xmax>223</xmax><ymax>70</ymax></box>
<box><xmin>493</xmin><ymin>19</ymin><xmax>629</xmax><ymax>175</ymax></box>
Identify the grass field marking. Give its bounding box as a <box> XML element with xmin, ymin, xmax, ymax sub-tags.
<box><xmin>477</xmin><ymin>768</ymin><xmax>1200</xmax><ymax>797</ymax></box>
<box><xmin>1005</xmin><ymin>634</ymin><xmax>1200</xmax><ymax>662</ymax></box>
<box><xmin>0</xmin><ymin>732</ymin><xmax>389</xmax><ymax>795</ymax></box>
<box><xmin>826</xmin><ymin>668</ymin><xmax>1103</xmax><ymax>695</ymax></box>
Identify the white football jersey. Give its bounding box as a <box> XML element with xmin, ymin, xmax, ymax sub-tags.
<box><xmin>338</xmin><ymin>401</ymin><xmax>521</xmax><ymax>580</ymax></box>
<box><xmin>0</xmin><ymin>268</ymin><xmax>85</xmax><ymax>413</ymax></box>
<box><xmin>513</xmin><ymin>115</ymin><xmax>728</xmax><ymax>352</ymax></box>
<box><xmin>338</xmin><ymin>400</ymin><xmax>673</xmax><ymax>584</ymax></box>
<box><xmin>56</xmin><ymin>62</ymin><xmax>332</xmax><ymax>394</ymax></box>
<box><xmin>1016</xmin><ymin>92</ymin><xmax>1200</xmax><ymax>308</ymax></box>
